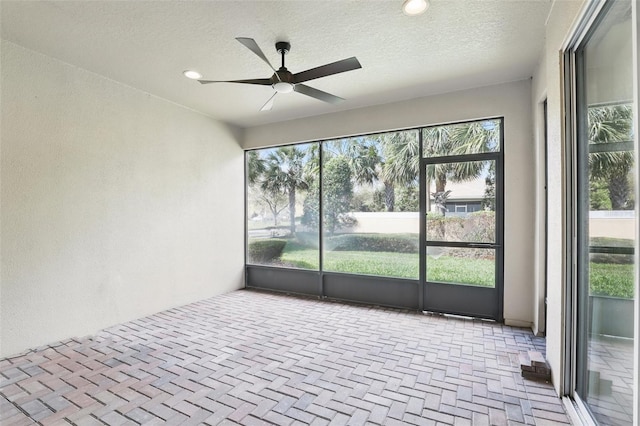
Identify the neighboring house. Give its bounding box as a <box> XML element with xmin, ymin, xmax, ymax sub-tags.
<box><xmin>428</xmin><ymin>178</ymin><xmax>487</xmax><ymax>215</ymax></box>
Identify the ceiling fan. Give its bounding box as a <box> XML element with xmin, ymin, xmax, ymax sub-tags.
<box><xmin>198</xmin><ymin>38</ymin><xmax>362</xmax><ymax>111</ymax></box>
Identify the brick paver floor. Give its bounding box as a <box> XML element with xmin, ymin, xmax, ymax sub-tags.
<box><xmin>586</xmin><ymin>336</ymin><xmax>633</xmax><ymax>424</ymax></box>
<box><xmin>1</xmin><ymin>289</ymin><xmax>570</xmax><ymax>425</ymax></box>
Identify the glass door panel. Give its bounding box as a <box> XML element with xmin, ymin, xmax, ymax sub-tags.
<box><xmin>574</xmin><ymin>2</ymin><xmax>635</xmax><ymax>424</ymax></box>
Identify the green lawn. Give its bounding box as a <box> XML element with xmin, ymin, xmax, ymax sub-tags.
<box><xmin>324</xmin><ymin>251</ymin><xmax>419</xmax><ymax>280</ymax></box>
<box><xmin>278</xmin><ymin>244</ymin><xmax>634</xmax><ymax>297</ymax></box>
<box><xmin>590</xmin><ymin>262</ymin><xmax>635</xmax><ymax>298</ymax></box>
<box><xmin>426</xmin><ymin>256</ymin><xmax>494</xmax><ymax>286</ymax></box>
<box><xmin>281</xmin><ymin>245</ymin><xmax>495</xmax><ymax>287</ymax></box>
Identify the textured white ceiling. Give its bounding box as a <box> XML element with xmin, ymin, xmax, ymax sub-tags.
<box><xmin>1</xmin><ymin>0</ymin><xmax>555</xmax><ymax>128</ymax></box>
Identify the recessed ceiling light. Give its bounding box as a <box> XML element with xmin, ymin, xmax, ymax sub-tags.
<box><xmin>183</xmin><ymin>70</ymin><xmax>202</xmax><ymax>80</ymax></box>
<box><xmin>402</xmin><ymin>0</ymin><xmax>429</xmax><ymax>16</ymax></box>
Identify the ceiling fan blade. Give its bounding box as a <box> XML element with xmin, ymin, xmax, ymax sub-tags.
<box><xmin>293</xmin><ymin>57</ymin><xmax>362</xmax><ymax>84</ymax></box>
<box><xmin>260</xmin><ymin>92</ymin><xmax>277</xmax><ymax>112</ymax></box>
<box><xmin>294</xmin><ymin>84</ymin><xmax>344</xmax><ymax>104</ymax></box>
<box><xmin>198</xmin><ymin>78</ymin><xmax>271</xmax><ymax>86</ymax></box>
<box><xmin>236</xmin><ymin>37</ymin><xmax>280</xmax><ymax>80</ymax></box>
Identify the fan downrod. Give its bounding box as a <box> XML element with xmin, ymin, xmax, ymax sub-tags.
<box><xmin>275</xmin><ymin>41</ymin><xmax>290</xmax><ymax>70</ymax></box>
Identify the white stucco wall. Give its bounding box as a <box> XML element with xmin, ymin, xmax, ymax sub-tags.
<box><xmin>244</xmin><ymin>79</ymin><xmax>536</xmax><ymax>328</ymax></box>
<box><xmin>0</xmin><ymin>41</ymin><xmax>245</xmax><ymax>358</ymax></box>
<box><xmin>531</xmin><ymin>0</ymin><xmax>586</xmax><ymax>394</ymax></box>
<box><xmin>532</xmin><ymin>50</ymin><xmax>548</xmax><ymax>339</ymax></box>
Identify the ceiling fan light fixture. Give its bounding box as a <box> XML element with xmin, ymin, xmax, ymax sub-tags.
<box><xmin>197</xmin><ymin>37</ymin><xmax>361</xmax><ymax>110</ymax></box>
<box><xmin>183</xmin><ymin>70</ymin><xmax>202</xmax><ymax>79</ymax></box>
<box><xmin>402</xmin><ymin>0</ymin><xmax>429</xmax><ymax>15</ymax></box>
<box><xmin>273</xmin><ymin>81</ymin><xmax>294</xmax><ymax>93</ymax></box>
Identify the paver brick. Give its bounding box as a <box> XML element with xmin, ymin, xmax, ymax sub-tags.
<box><xmin>422</xmin><ymin>407</ymin><xmax>455</xmax><ymax>424</ymax></box>
<box><xmin>531</xmin><ymin>408</ymin><xmax>572</xmax><ymax>423</ymax></box>
<box><xmin>0</xmin><ymin>290</ymin><xmax>570</xmax><ymax>425</ymax></box>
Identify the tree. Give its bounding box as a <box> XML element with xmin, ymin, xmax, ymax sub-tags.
<box><xmin>247</xmin><ymin>151</ymin><xmax>288</xmax><ymax>227</ymax></box>
<box><xmin>323</xmin><ymin>132</ymin><xmax>421</xmax><ymax>213</ymax></box>
<box><xmin>322</xmin><ymin>156</ymin><xmax>355</xmax><ymax>235</ymax></box>
<box><xmin>379</xmin><ymin>132</ymin><xmax>420</xmax><ymax>212</ymax></box>
<box><xmin>255</xmin><ymin>187</ymin><xmax>288</xmax><ymax>227</ymax></box>
<box><xmin>246</xmin><ymin>150</ymin><xmax>265</xmax><ymax>185</ymax></box>
<box><xmin>395</xmin><ymin>184</ymin><xmax>420</xmax><ymax>212</ymax></box>
<box><xmin>482</xmin><ymin>162</ymin><xmax>496</xmax><ymax>211</ymax></box>
<box><xmin>347</xmin><ymin>140</ymin><xmax>380</xmax><ymax>186</ymax></box>
<box><xmin>431</xmin><ymin>190</ymin><xmax>451</xmax><ymax>216</ymax></box>
<box><xmin>422</xmin><ymin>121</ymin><xmax>499</xmax><ymax>213</ymax></box>
<box><xmin>589</xmin><ymin>177</ymin><xmax>612</xmax><ymax>210</ymax></box>
<box><xmin>302</xmin><ymin>156</ymin><xmax>355</xmax><ymax>235</ymax></box>
<box><xmin>588</xmin><ymin>104</ymin><xmax>634</xmax><ymax>210</ymax></box>
<box><xmin>261</xmin><ymin>146</ymin><xmax>309</xmax><ymax>235</ymax></box>
<box><xmin>327</xmin><ymin>134</ymin><xmax>420</xmax><ymax>213</ymax></box>
<box><xmin>325</xmin><ymin>138</ymin><xmax>382</xmax><ymax>208</ymax></box>
<box><xmin>301</xmin><ymin>181</ymin><xmax>320</xmax><ymax>232</ymax></box>
<box><xmin>424</xmin><ymin>121</ymin><xmax>498</xmax><ymax>192</ymax></box>
<box><xmin>332</xmin><ymin>124</ymin><xmax>497</xmax><ymax>214</ymax></box>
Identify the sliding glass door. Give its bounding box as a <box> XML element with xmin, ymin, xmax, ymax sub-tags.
<box><xmin>570</xmin><ymin>1</ymin><xmax>637</xmax><ymax>424</ymax></box>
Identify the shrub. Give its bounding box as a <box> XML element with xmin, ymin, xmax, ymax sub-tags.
<box><xmin>590</xmin><ymin>262</ymin><xmax>634</xmax><ymax>298</ymax></box>
<box><xmin>325</xmin><ymin>233</ymin><xmax>419</xmax><ymax>253</ymax></box>
<box><xmin>426</xmin><ymin>211</ymin><xmax>495</xmax><ymax>242</ymax></box>
<box><xmin>589</xmin><ymin>237</ymin><xmax>634</xmax><ymax>264</ymax></box>
<box><xmin>248</xmin><ymin>239</ymin><xmax>287</xmax><ymax>263</ymax></box>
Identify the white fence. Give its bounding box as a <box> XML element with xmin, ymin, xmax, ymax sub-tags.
<box><xmin>589</xmin><ymin>211</ymin><xmax>636</xmax><ymax>239</ymax></box>
<box><xmin>345</xmin><ymin>212</ymin><xmax>419</xmax><ymax>234</ymax></box>
<box><xmin>339</xmin><ymin>211</ymin><xmax>635</xmax><ymax>240</ymax></box>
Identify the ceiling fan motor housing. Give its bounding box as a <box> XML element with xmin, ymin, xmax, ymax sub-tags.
<box><xmin>271</xmin><ymin>70</ymin><xmax>294</xmax><ymax>84</ymax></box>
<box><xmin>275</xmin><ymin>41</ymin><xmax>290</xmax><ymax>55</ymax></box>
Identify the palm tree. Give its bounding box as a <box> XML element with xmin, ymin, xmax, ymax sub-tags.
<box><xmin>347</xmin><ymin>140</ymin><xmax>380</xmax><ymax>186</ymax></box>
<box><xmin>339</xmin><ymin>123</ymin><xmax>497</xmax><ymax>213</ymax></box>
<box><xmin>423</xmin><ymin>121</ymin><xmax>499</xmax><ymax>212</ymax></box>
<box><xmin>423</xmin><ymin>121</ymin><xmax>499</xmax><ymax>193</ymax></box>
<box><xmin>588</xmin><ymin>104</ymin><xmax>634</xmax><ymax>210</ymax></box>
<box><xmin>322</xmin><ymin>138</ymin><xmax>380</xmax><ymax>183</ymax></box>
<box><xmin>315</xmin><ymin>122</ymin><xmax>498</xmax><ymax>215</ymax></box>
<box><xmin>379</xmin><ymin>132</ymin><xmax>420</xmax><ymax>211</ymax></box>
<box><xmin>261</xmin><ymin>146</ymin><xmax>309</xmax><ymax>235</ymax></box>
<box><xmin>246</xmin><ymin>150</ymin><xmax>265</xmax><ymax>185</ymax></box>
<box><xmin>331</xmin><ymin>133</ymin><xmax>418</xmax><ymax>212</ymax></box>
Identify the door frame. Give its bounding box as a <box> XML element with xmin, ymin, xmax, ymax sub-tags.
<box><xmin>562</xmin><ymin>0</ymin><xmax>640</xmax><ymax>423</ymax></box>
<box><xmin>419</xmin><ymin>118</ymin><xmax>505</xmax><ymax>321</ymax></box>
